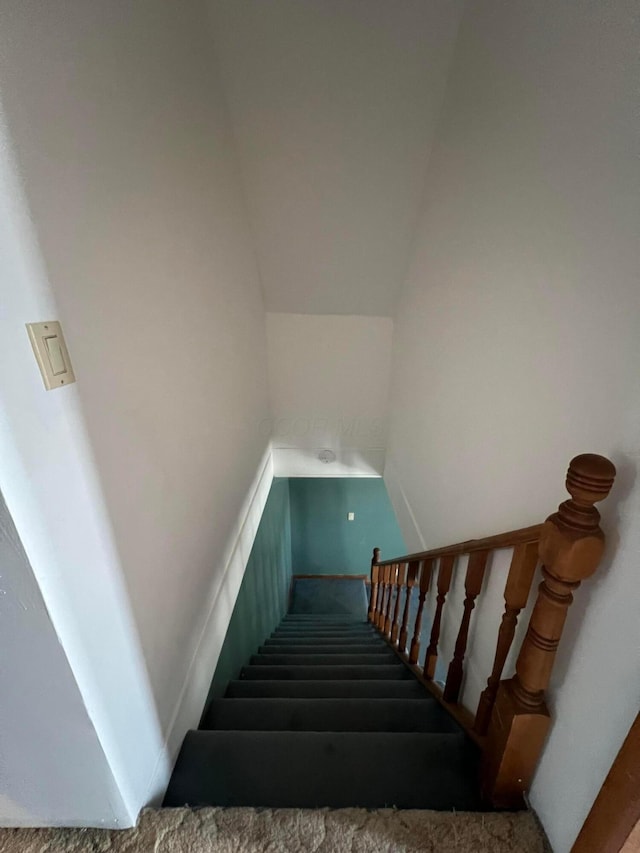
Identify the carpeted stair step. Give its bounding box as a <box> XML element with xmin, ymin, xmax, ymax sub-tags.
<box><xmin>278</xmin><ymin>623</ymin><xmax>373</xmax><ymax>629</ymax></box>
<box><xmin>279</xmin><ymin>616</ymin><xmax>371</xmax><ymax>622</ymax></box>
<box><xmin>240</xmin><ymin>664</ymin><xmax>410</xmax><ymax>680</ymax></box>
<box><xmin>270</xmin><ymin>636</ymin><xmax>380</xmax><ymax>644</ymax></box>
<box><xmin>275</xmin><ymin>622</ymin><xmax>375</xmax><ymax>629</ymax></box>
<box><xmin>250</xmin><ymin>653</ymin><xmax>398</xmax><ymax>666</ymax></box>
<box><xmin>281</xmin><ymin>615</ymin><xmax>370</xmax><ymax>622</ymax></box>
<box><xmin>276</xmin><ymin>623</ymin><xmax>377</xmax><ymax>634</ymax></box>
<box><xmin>269</xmin><ymin>631</ymin><xmax>382</xmax><ymax>643</ymax></box>
<box><xmin>278</xmin><ymin>619</ymin><xmax>375</xmax><ymax>630</ymax></box>
<box><xmin>278</xmin><ymin>622</ymin><xmax>372</xmax><ymax>628</ymax></box>
<box><xmin>259</xmin><ymin>644</ymin><xmax>389</xmax><ymax>654</ymax></box>
<box><xmin>225</xmin><ymin>679</ymin><xmax>430</xmax><ymax>699</ymax></box>
<box><xmin>274</xmin><ymin>623</ymin><xmax>376</xmax><ymax>628</ymax></box>
<box><xmin>202</xmin><ymin>697</ymin><xmax>459</xmax><ymax>732</ymax></box>
<box><xmin>276</xmin><ymin>620</ymin><xmax>375</xmax><ymax>627</ymax></box>
<box><xmin>163</xmin><ymin>730</ymin><xmax>481</xmax><ymax>810</ymax></box>
<box><xmin>264</xmin><ymin>636</ymin><xmax>385</xmax><ymax>646</ymax></box>
<box><xmin>279</xmin><ymin>624</ymin><xmax>373</xmax><ymax>628</ymax></box>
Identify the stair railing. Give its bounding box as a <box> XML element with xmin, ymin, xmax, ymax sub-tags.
<box><xmin>368</xmin><ymin>453</ymin><xmax>616</xmax><ymax>808</ymax></box>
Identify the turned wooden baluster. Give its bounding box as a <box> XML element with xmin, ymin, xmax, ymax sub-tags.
<box><xmin>409</xmin><ymin>559</ymin><xmax>433</xmax><ymax>664</ymax></box>
<box><xmin>373</xmin><ymin>564</ymin><xmax>382</xmax><ymax>627</ymax></box>
<box><xmin>383</xmin><ymin>564</ymin><xmax>398</xmax><ymax>635</ymax></box>
<box><xmin>482</xmin><ymin>454</ymin><xmax>616</xmax><ymax>808</ymax></box>
<box><xmin>443</xmin><ymin>550</ymin><xmax>489</xmax><ymax>702</ymax></box>
<box><xmin>375</xmin><ymin>565</ymin><xmax>389</xmax><ymax>629</ymax></box>
<box><xmin>399</xmin><ymin>561</ymin><xmax>420</xmax><ymax>652</ymax></box>
<box><xmin>390</xmin><ymin>563</ymin><xmax>407</xmax><ymax>645</ymax></box>
<box><xmin>474</xmin><ymin>541</ymin><xmax>539</xmax><ymax>734</ymax></box>
<box><xmin>368</xmin><ymin>548</ymin><xmax>381</xmax><ymax>623</ymax></box>
<box><xmin>423</xmin><ymin>554</ymin><xmax>455</xmax><ymax>679</ymax></box>
<box><xmin>380</xmin><ymin>564</ymin><xmax>392</xmax><ymax>630</ymax></box>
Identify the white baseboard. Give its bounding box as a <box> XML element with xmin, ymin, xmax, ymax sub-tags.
<box><xmin>145</xmin><ymin>444</ymin><xmax>275</xmax><ymax>805</ymax></box>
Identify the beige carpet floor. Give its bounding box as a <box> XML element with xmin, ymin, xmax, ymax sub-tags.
<box><xmin>0</xmin><ymin>807</ymin><xmax>548</xmax><ymax>852</ymax></box>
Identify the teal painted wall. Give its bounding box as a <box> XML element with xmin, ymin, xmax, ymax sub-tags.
<box><xmin>289</xmin><ymin>478</ymin><xmax>406</xmax><ymax>575</ymax></box>
<box><xmin>204</xmin><ymin>478</ymin><xmax>292</xmax><ymax>709</ymax></box>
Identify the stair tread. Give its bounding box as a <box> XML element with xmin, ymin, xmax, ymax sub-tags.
<box><xmin>271</xmin><ymin>634</ymin><xmax>379</xmax><ymax>640</ymax></box>
<box><xmin>225</xmin><ymin>680</ymin><xmax>430</xmax><ymax>698</ymax></box>
<box><xmin>273</xmin><ymin>627</ymin><xmax>377</xmax><ymax>633</ymax></box>
<box><xmin>266</xmin><ymin>635</ymin><xmax>382</xmax><ymax>642</ymax></box>
<box><xmin>202</xmin><ymin>697</ymin><xmax>458</xmax><ymax>733</ymax></box>
<box><xmin>240</xmin><ymin>664</ymin><xmax>410</xmax><ymax>680</ymax></box>
<box><xmin>259</xmin><ymin>644</ymin><xmax>388</xmax><ymax>653</ymax></box>
<box><xmin>250</xmin><ymin>653</ymin><xmax>397</xmax><ymax>666</ymax></box>
<box><xmin>282</xmin><ymin>617</ymin><xmax>369</xmax><ymax>623</ymax></box>
<box><xmin>273</xmin><ymin>631</ymin><xmax>377</xmax><ymax>636</ymax></box>
<box><xmin>164</xmin><ymin>730</ymin><xmax>480</xmax><ymax>810</ymax></box>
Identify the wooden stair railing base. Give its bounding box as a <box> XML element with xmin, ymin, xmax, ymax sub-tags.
<box><xmin>481</xmin><ymin>679</ymin><xmax>551</xmax><ymax>808</ymax></box>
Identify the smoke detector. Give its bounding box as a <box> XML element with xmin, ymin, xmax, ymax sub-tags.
<box><xmin>318</xmin><ymin>449</ymin><xmax>336</xmax><ymax>464</ymax></box>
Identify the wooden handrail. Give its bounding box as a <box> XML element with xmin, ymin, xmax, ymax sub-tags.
<box><xmin>367</xmin><ymin>453</ymin><xmax>616</xmax><ymax>808</ymax></box>
<box><xmin>373</xmin><ymin>523</ymin><xmax>542</xmax><ymax>567</ymax></box>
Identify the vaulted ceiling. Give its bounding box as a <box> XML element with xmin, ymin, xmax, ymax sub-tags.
<box><xmin>208</xmin><ymin>0</ymin><xmax>463</xmax><ymax>316</ymax></box>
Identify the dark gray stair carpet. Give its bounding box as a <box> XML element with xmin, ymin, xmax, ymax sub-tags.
<box><xmin>240</xmin><ymin>663</ymin><xmax>410</xmax><ymax>680</ymax></box>
<box><xmin>165</xmin><ymin>576</ymin><xmax>482</xmax><ymax>812</ymax></box>
<box><xmin>164</xmin><ymin>731</ymin><xmax>480</xmax><ymax>810</ymax></box>
<box><xmin>279</xmin><ymin>616</ymin><xmax>371</xmax><ymax>623</ymax></box>
<box><xmin>259</xmin><ymin>644</ymin><xmax>389</xmax><ymax>654</ymax></box>
<box><xmin>271</xmin><ymin>633</ymin><xmax>379</xmax><ymax>640</ymax></box>
<box><xmin>275</xmin><ymin>622</ymin><xmax>375</xmax><ymax>628</ymax></box>
<box><xmin>250</xmin><ymin>653</ymin><xmax>398</xmax><ymax>666</ymax></box>
<box><xmin>278</xmin><ymin>620</ymin><xmax>372</xmax><ymax>624</ymax></box>
<box><xmin>265</xmin><ymin>635</ymin><xmax>383</xmax><ymax>643</ymax></box>
<box><xmin>202</xmin><ymin>698</ymin><xmax>459</xmax><ymax>733</ymax></box>
<box><xmin>271</xmin><ymin>637</ymin><xmax>379</xmax><ymax>643</ymax></box>
<box><xmin>267</xmin><ymin>632</ymin><xmax>381</xmax><ymax>639</ymax></box>
<box><xmin>282</xmin><ymin>615</ymin><xmax>370</xmax><ymax>622</ymax></box>
<box><xmin>278</xmin><ymin>624</ymin><xmax>373</xmax><ymax>630</ymax></box>
<box><xmin>273</xmin><ymin>624</ymin><xmax>376</xmax><ymax>631</ymax></box>
<box><xmin>225</xmin><ymin>679</ymin><xmax>430</xmax><ymax>699</ymax></box>
<box><xmin>281</xmin><ymin>613</ymin><xmax>369</xmax><ymax>618</ymax></box>
<box><xmin>273</xmin><ymin>626</ymin><xmax>376</xmax><ymax>633</ymax></box>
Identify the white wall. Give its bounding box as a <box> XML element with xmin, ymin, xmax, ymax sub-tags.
<box><xmin>0</xmin><ymin>100</ymin><xmax>162</xmax><ymax>826</ymax></box>
<box><xmin>386</xmin><ymin>1</ymin><xmax>640</xmax><ymax>850</ymax></box>
<box><xmin>0</xmin><ymin>0</ymin><xmax>270</xmax><ymax>822</ymax></box>
<box><xmin>267</xmin><ymin>313</ymin><xmax>393</xmax><ymax>476</ymax></box>
<box><xmin>208</xmin><ymin>0</ymin><xmax>463</xmax><ymax>316</ymax></box>
<box><xmin>0</xmin><ymin>491</ymin><xmax>127</xmax><ymax>826</ymax></box>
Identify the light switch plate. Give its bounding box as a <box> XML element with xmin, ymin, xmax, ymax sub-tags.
<box><xmin>347</xmin><ymin>512</ymin><xmax>355</xmax><ymax>521</ymax></box>
<box><xmin>26</xmin><ymin>321</ymin><xmax>76</xmax><ymax>390</ymax></box>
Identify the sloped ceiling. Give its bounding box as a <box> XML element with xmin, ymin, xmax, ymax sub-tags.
<box><xmin>209</xmin><ymin>0</ymin><xmax>463</xmax><ymax>316</ymax></box>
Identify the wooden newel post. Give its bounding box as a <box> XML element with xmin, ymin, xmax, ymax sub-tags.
<box><xmin>368</xmin><ymin>548</ymin><xmax>380</xmax><ymax>622</ymax></box>
<box><xmin>482</xmin><ymin>454</ymin><xmax>616</xmax><ymax>807</ymax></box>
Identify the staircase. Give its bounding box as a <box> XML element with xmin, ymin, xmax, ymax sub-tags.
<box><xmin>164</xmin><ymin>577</ymin><xmax>481</xmax><ymax>810</ymax></box>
